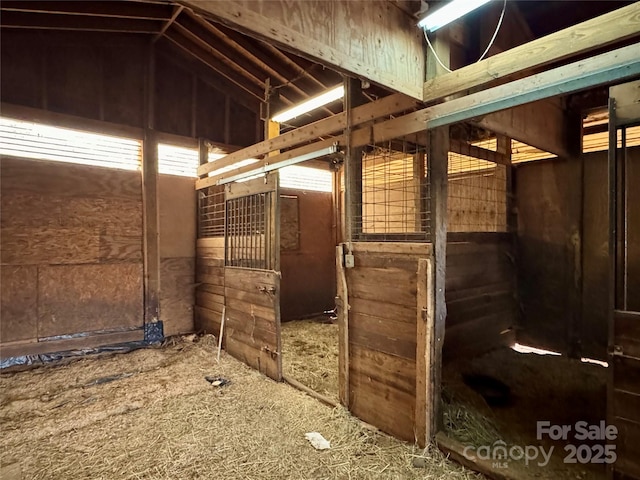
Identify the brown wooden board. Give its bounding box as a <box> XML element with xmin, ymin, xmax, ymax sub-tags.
<box><xmin>1</xmin><ymin>226</ymin><xmax>100</xmax><ymax>265</ymax></box>
<box><xmin>99</xmin><ymin>227</ymin><xmax>143</xmax><ymax>263</ymax></box>
<box><xmin>222</xmin><ymin>267</ymin><xmax>281</xmax><ymax>381</ymax></box>
<box><xmin>0</xmin><ymin>265</ymin><xmax>38</xmax><ymax>344</ymax></box>
<box><xmin>1</xmin><ymin>157</ymin><xmax>142</xmax><ymax>201</ymax></box>
<box><xmin>613</xmin><ymin>417</ymin><xmax>640</xmax><ymax>480</ymax></box>
<box><xmin>342</xmin><ymin>244</ymin><xmax>425</xmax><ymax>443</ymax></box>
<box><xmin>514</xmin><ymin>159</ymin><xmax>577</xmax><ymax>354</ymax></box>
<box><xmin>444</xmin><ymin>236</ymin><xmax>516</xmax><ymax>360</ymax></box>
<box><xmin>159</xmin><ymin>175</ymin><xmax>197</xmax><ymax>259</ymax></box>
<box><xmin>582</xmin><ymin>151</ymin><xmax>610</xmax><ymax>360</ymax></box>
<box><xmin>160</xmin><ymin>257</ymin><xmax>195</xmax><ymax>336</ymax></box>
<box><xmin>38</xmin><ymin>264</ymin><xmax>143</xmax><ymax>337</ymax></box>
<box><xmin>349</xmin><ymin>370</ymin><xmax>415</xmax><ymax>442</ymax></box>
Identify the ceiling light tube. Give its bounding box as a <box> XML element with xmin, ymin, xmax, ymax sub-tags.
<box><xmin>271</xmin><ymin>85</ymin><xmax>344</xmax><ymax>123</ymax></box>
<box><xmin>218</xmin><ymin>144</ymin><xmax>339</xmax><ymax>185</ymax></box>
<box><xmin>418</xmin><ymin>0</ymin><xmax>492</xmax><ymax>32</ymax></box>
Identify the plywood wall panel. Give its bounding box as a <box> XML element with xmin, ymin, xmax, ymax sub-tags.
<box><xmin>38</xmin><ymin>264</ymin><xmax>143</xmax><ymax>337</ymax></box>
<box><xmin>1</xmin><ymin>226</ymin><xmax>100</xmax><ymax>265</ymax></box>
<box><xmin>1</xmin><ymin>158</ymin><xmax>142</xmax><ymax>201</ymax></box>
<box><xmin>1</xmin><ymin>191</ymin><xmax>142</xmax><ymax>229</ymax></box>
<box><xmin>159</xmin><ymin>175</ymin><xmax>196</xmax><ymax>258</ymax></box>
<box><xmin>160</xmin><ymin>257</ymin><xmax>195</xmax><ymax>336</ymax></box>
<box><xmin>0</xmin><ymin>265</ymin><xmax>38</xmax><ymax>343</ymax></box>
<box><xmin>99</xmin><ymin>227</ymin><xmax>143</xmax><ymax>263</ymax></box>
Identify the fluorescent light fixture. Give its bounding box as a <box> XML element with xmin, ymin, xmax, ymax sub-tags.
<box><xmin>418</xmin><ymin>0</ymin><xmax>492</xmax><ymax>32</ymax></box>
<box><xmin>218</xmin><ymin>144</ymin><xmax>339</xmax><ymax>185</ymax></box>
<box><xmin>271</xmin><ymin>85</ymin><xmax>344</xmax><ymax>123</ymax></box>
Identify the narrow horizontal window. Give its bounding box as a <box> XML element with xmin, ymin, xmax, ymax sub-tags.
<box><xmin>158</xmin><ymin>143</ymin><xmax>198</xmax><ymax>177</ymax></box>
<box><xmin>280</xmin><ymin>165</ymin><xmax>332</xmax><ymax>192</ymax></box>
<box><xmin>0</xmin><ymin>117</ymin><xmax>141</xmax><ymax>170</ymax></box>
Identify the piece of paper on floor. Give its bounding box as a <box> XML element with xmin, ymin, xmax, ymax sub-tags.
<box><xmin>305</xmin><ymin>432</ymin><xmax>331</xmax><ymax>450</ymax></box>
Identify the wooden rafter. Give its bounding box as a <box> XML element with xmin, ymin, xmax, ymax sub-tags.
<box><xmin>0</xmin><ymin>11</ymin><xmax>165</xmax><ymax>33</ymax></box>
<box><xmin>0</xmin><ymin>1</ymin><xmax>174</xmax><ymax>19</ymax></box>
<box><xmin>163</xmin><ymin>29</ymin><xmax>265</xmax><ymax>102</ymax></box>
<box><xmin>422</xmin><ymin>2</ymin><xmax>640</xmax><ymax>102</ymax></box>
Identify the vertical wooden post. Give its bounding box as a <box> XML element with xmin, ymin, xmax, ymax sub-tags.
<box><xmin>423</xmin><ymin>30</ymin><xmax>450</xmax><ymax>441</ymax></box>
<box><xmin>336</xmin><ymin>243</ymin><xmax>350</xmax><ymax>407</ymax></box>
<box><xmin>143</xmin><ymin>42</ymin><xmax>161</xmax><ymax>341</ymax></box>
<box><xmin>416</xmin><ymin>257</ymin><xmax>435</xmax><ymax>446</ymax></box>
<box><xmin>567</xmin><ymin>110</ymin><xmax>584</xmax><ymax>358</ymax></box>
<box><xmin>264</xmin><ymin>78</ymin><xmax>281</xmax><ymax>155</ymax></box>
<box><xmin>429</xmin><ymin>126</ymin><xmax>449</xmax><ymax>436</ymax></box>
<box><xmin>344</xmin><ymin>77</ymin><xmax>365</xmax><ymax>241</ymax></box>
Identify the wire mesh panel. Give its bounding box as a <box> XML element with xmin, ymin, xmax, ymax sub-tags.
<box><xmin>448</xmin><ymin>152</ymin><xmax>507</xmax><ymax>233</ymax></box>
<box><xmin>198</xmin><ymin>185</ymin><xmax>225</xmax><ymax>238</ymax></box>
<box><xmin>352</xmin><ymin>140</ymin><xmax>431</xmax><ymax>241</ymax></box>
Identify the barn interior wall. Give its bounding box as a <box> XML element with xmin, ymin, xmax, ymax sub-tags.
<box><xmin>280</xmin><ymin>188</ymin><xmax>336</xmax><ymax>321</ymax></box>
<box><xmin>0</xmin><ymin>30</ymin><xmax>260</xmax><ymax>146</ymax></box>
<box><xmin>444</xmin><ymin>234</ymin><xmax>517</xmax><ymax>360</ymax></box>
<box><xmin>0</xmin><ymin>29</ymin><xmax>262</xmax><ymax>359</ymax></box>
<box><xmin>514</xmin><ymin>146</ymin><xmax>640</xmax><ymax>360</ymax></box>
<box><xmin>159</xmin><ymin>175</ymin><xmax>197</xmax><ymax>337</ymax></box>
<box><xmin>0</xmin><ymin>157</ymin><xmax>145</xmax><ymax>357</ymax></box>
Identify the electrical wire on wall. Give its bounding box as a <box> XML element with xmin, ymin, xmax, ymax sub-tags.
<box><xmin>422</xmin><ymin>0</ymin><xmax>506</xmax><ymax>74</ymax></box>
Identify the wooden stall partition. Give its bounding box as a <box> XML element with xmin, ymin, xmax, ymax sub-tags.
<box><xmin>444</xmin><ymin>234</ymin><xmax>517</xmax><ymax>360</ymax></box>
<box><xmin>0</xmin><ymin>157</ymin><xmax>144</xmax><ymax>358</ymax></box>
<box><xmin>159</xmin><ymin>175</ymin><xmax>197</xmax><ymax>336</ymax></box>
<box><xmin>194</xmin><ymin>237</ymin><xmax>225</xmax><ymax>335</ymax></box>
<box><xmin>224</xmin><ymin>267</ymin><xmax>281</xmax><ymax>381</ymax></box>
<box><xmin>337</xmin><ymin>241</ymin><xmax>434</xmax><ymax>444</ymax></box>
<box><xmin>608</xmin><ymin>80</ymin><xmax>640</xmax><ymax>480</ymax></box>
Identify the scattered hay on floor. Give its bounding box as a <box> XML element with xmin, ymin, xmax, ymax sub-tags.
<box><xmin>281</xmin><ymin>318</ymin><xmax>339</xmax><ymax>400</ymax></box>
<box><xmin>441</xmin><ymin>387</ymin><xmax>502</xmax><ymax>448</ymax></box>
<box><xmin>1</xmin><ymin>335</ymin><xmax>479</xmax><ymax>480</ymax></box>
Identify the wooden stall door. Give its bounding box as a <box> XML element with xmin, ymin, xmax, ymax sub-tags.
<box><xmin>336</xmin><ymin>242</ymin><xmax>434</xmax><ymax>445</ymax></box>
<box><xmin>223</xmin><ymin>174</ymin><xmax>282</xmax><ymax>381</ymax></box>
<box><xmin>608</xmin><ymin>80</ymin><xmax>640</xmax><ymax>480</ymax></box>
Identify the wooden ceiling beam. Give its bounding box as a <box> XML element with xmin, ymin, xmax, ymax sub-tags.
<box><xmin>0</xmin><ymin>1</ymin><xmax>174</xmax><ymax>20</ymax></box>
<box><xmin>170</xmin><ymin>22</ymin><xmax>266</xmax><ymax>90</ymax></box>
<box><xmin>163</xmin><ymin>30</ymin><xmax>265</xmax><ymax>102</ymax></box>
<box><xmin>0</xmin><ymin>11</ymin><xmax>164</xmax><ymax>33</ymax></box>
<box><xmin>154</xmin><ymin>5</ymin><xmax>184</xmax><ymax>42</ymax></box>
<box><xmin>210</xmin><ymin>21</ymin><xmax>335</xmax><ymax>93</ymax></box>
<box><xmin>179</xmin><ymin>11</ymin><xmax>337</xmax><ymax>116</ymax></box>
<box><xmin>197</xmin><ymin>92</ymin><xmax>418</xmax><ymax>177</ymax></box>
<box><xmin>423</xmin><ymin>2</ymin><xmax>640</xmax><ymax>102</ymax></box>
<box><xmin>155</xmin><ymin>39</ymin><xmax>261</xmax><ymax>112</ymax></box>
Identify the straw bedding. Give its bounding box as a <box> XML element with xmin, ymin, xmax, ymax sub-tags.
<box><xmin>281</xmin><ymin>318</ymin><xmax>339</xmax><ymax>400</ymax></box>
<box><xmin>1</xmin><ymin>335</ymin><xmax>478</xmax><ymax>480</ymax></box>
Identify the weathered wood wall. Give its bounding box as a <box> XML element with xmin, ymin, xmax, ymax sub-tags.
<box><xmin>224</xmin><ymin>268</ymin><xmax>281</xmax><ymax>380</ymax></box>
<box><xmin>280</xmin><ymin>189</ymin><xmax>336</xmax><ymax>320</ymax></box>
<box><xmin>159</xmin><ymin>175</ymin><xmax>197</xmax><ymax>336</ymax></box>
<box><xmin>0</xmin><ymin>157</ymin><xmax>144</xmax><ymax>357</ymax></box>
<box><xmin>194</xmin><ymin>237</ymin><xmax>225</xmax><ymax>336</ymax></box>
<box><xmin>0</xmin><ymin>30</ymin><xmax>260</xmax><ymax>146</ymax></box>
<box><xmin>514</xmin><ymin>148</ymin><xmax>640</xmax><ymax>359</ymax></box>
<box><xmin>184</xmin><ymin>0</ymin><xmax>425</xmax><ymax>99</ymax></box>
<box><xmin>343</xmin><ymin>242</ymin><xmax>432</xmax><ymax>442</ymax></box>
<box><xmin>444</xmin><ymin>234</ymin><xmax>517</xmax><ymax>360</ymax></box>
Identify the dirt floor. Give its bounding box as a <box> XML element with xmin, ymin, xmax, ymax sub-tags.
<box><xmin>281</xmin><ymin>318</ymin><xmax>339</xmax><ymax>400</ymax></box>
<box><xmin>0</xmin><ymin>335</ymin><xmax>479</xmax><ymax>480</ymax></box>
<box><xmin>443</xmin><ymin>347</ymin><xmax>608</xmax><ymax>480</ymax></box>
